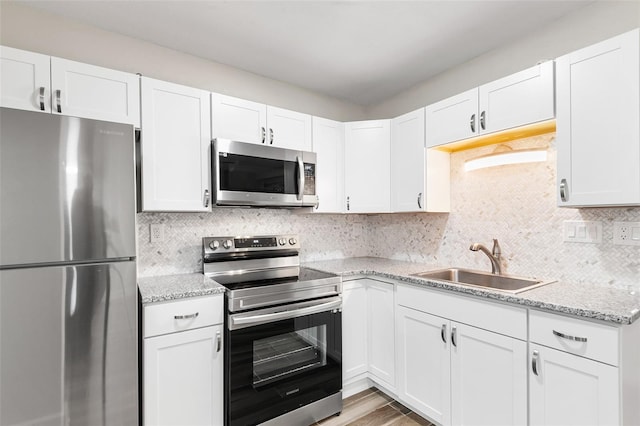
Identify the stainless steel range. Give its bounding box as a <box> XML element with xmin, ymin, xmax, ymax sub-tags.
<box><xmin>203</xmin><ymin>235</ymin><xmax>342</xmax><ymax>426</ymax></box>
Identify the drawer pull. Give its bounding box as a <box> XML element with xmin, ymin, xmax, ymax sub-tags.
<box><xmin>553</xmin><ymin>329</ymin><xmax>587</xmax><ymax>342</ymax></box>
<box><xmin>174</xmin><ymin>312</ymin><xmax>199</xmax><ymax>320</ymax></box>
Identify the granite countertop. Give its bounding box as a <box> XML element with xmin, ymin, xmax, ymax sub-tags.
<box><xmin>303</xmin><ymin>257</ymin><xmax>640</xmax><ymax>325</ymax></box>
<box><xmin>138</xmin><ymin>273</ymin><xmax>226</xmax><ymax>304</ymax></box>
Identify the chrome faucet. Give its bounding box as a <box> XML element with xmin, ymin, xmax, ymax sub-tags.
<box><xmin>470</xmin><ymin>239</ymin><xmax>502</xmax><ymax>275</ymax></box>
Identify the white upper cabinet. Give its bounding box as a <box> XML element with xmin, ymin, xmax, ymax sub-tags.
<box><xmin>556</xmin><ymin>29</ymin><xmax>640</xmax><ymax>207</ymax></box>
<box><xmin>391</xmin><ymin>108</ymin><xmax>450</xmax><ymax>213</ymax></box>
<box><xmin>0</xmin><ymin>46</ymin><xmax>51</xmax><ymax>113</ymax></box>
<box><xmin>50</xmin><ymin>57</ymin><xmax>139</xmax><ymax>126</ymax></box>
<box><xmin>425</xmin><ymin>89</ymin><xmax>478</xmax><ymax>148</ymax></box>
<box><xmin>211</xmin><ymin>92</ymin><xmax>267</xmax><ymax>143</ymax></box>
<box><xmin>267</xmin><ymin>105</ymin><xmax>312</xmax><ymax>151</ymax></box>
<box><xmin>426</xmin><ymin>61</ymin><xmax>554</xmax><ymax>147</ymax></box>
<box><xmin>1</xmin><ymin>46</ymin><xmax>139</xmax><ymax>126</ymax></box>
<box><xmin>140</xmin><ymin>77</ymin><xmax>211</xmax><ymax>212</ymax></box>
<box><xmin>478</xmin><ymin>60</ymin><xmax>554</xmax><ymax>135</ymax></box>
<box><xmin>312</xmin><ymin>116</ymin><xmax>345</xmax><ymax>213</ymax></box>
<box><xmin>211</xmin><ymin>93</ymin><xmax>312</xmax><ymax>151</ymax></box>
<box><xmin>344</xmin><ymin>120</ymin><xmax>391</xmax><ymax>213</ymax></box>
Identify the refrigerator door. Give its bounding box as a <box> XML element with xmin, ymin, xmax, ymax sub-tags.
<box><xmin>0</xmin><ymin>107</ymin><xmax>136</xmax><ymax>266</ymax></box>
<box><xmin>0</xmin><ymin>261</ymin><xmax>138</xmax><ymax>426</ymax></box>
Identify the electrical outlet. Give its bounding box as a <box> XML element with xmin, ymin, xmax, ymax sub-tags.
<box><xmin>613</xmin><ymin>221</ymin><xmax>640</xmax><ymax>246</ymax></box>
<box><xmin>149</xmin><ymin>224</ymin><xmax>165</xmax><ymax>243</ymax></box>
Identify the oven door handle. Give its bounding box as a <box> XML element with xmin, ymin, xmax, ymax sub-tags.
<box><xmin>230</xmin><ymin>298</ymin><xmax>341</xmax><ymax>329</ymax></box>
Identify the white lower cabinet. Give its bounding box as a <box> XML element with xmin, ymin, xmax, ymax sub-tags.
<box><xmin>529</xmin><ymin>343</ymin><xmax>618</xmax><ymax>426</ymax></box>
<box><xmin>395</xmin><ymin>283</ymin><xmax>527</xmax><ymax>426</ymax></box>
<box><xmin>342</xmin><ymin>279</ymin><xmax>395</xmax><ymax>394</ymax></box>
<box><xmin>143</xmin><ymin>294</ymin><xmax>224</xmax><ymax>426</ymax></box>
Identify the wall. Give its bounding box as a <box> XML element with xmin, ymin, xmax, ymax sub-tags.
<box><xmin>366</xmin><ymin>1</ymin><xmax>640</xmax><ymax>118</ymax></box>
<box><xmin>0</xmin><ymin>2</ymin><xmax>365</xmax><ymax>122</ymax></box>
<box><xmin>137</xmin><ymin>209</ymin><xmax>370</xmax><ymax>277</ymax></box>
<box><xmin>369</xmin><ymin>134</ymin><xmax>640</xmax><ymax>291</ymax></box>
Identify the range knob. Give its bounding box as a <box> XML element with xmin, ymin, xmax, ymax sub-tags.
<box><xmin>208</xmin><ymin>240</ymin><xmax>220</xmax><ymax>250</ymax></box>
<box><xmin>223</xmin><ymin>239</ymin><xmax>233</xmax><ymax>249</ymax></box>
<box><xmin>278</xmin><ymin>238</ymin><xmax>286</xmax><ymax>246</ymax></box>
<box><xmin>289</xmin><ymin>238</ymin><xmax>297</xmax><ymax>245</ymax></box>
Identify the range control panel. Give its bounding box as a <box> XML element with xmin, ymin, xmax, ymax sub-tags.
<box><xmin>202</xmin><ymin>234</ymin><xmax>300</xmax><ymax>257</ymax></box>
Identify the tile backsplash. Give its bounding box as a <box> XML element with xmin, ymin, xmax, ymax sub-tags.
<box><xmin>138</xmin><ymin>133</ymin><xmax>640</xmax><ymax>290</ymax></box>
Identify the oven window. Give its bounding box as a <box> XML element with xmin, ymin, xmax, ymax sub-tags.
<box><xmin>253</xmin><ymin>324</ymin><xmax>326</xmax><ymax>388</ymax></box>
<box><xmin>219</xmin><ymin>153</ymin><xmax>298</xmax><ymax>194</ymax></box>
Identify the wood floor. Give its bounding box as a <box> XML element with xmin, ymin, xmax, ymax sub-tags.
<box><xmin>315</xmin><ymin>388</ymin><xmax>435</xmax><ymax>426</ymax></box>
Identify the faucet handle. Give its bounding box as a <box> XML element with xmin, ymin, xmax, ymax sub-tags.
<box><xmin>492</xmin><ymin>239</ymin><xmax>501</xmax><ymax>258</ymax></box>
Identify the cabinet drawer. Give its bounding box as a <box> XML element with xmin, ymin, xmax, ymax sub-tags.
<box><xmin>397</xmin><ymin>284</ymin><xmax>526</xmax><ymax>340</ymax></box>
<box><xmin>529</xmin><ymin>309</ymin><xmax>619</xmax><ymax>366</ymax></box>
<box><xmin>144</xmin><ymin>294</ymin><xmax>224</xmax><ymax>338</ymax></box>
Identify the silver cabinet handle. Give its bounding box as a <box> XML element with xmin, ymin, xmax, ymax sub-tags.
<box><xmin>261</xmin><ymin>126</ymin><xmax>266</xmax><ymax>143</ymax></box>
<box><xmin>216</xmin><ymin>330</ymin><xmax>221</xmax><ymax>353</ymax></box>
<box><xmin>174</xmin><ymin>312</ymin><xmax>199</xmax><ymax>320</ymax></box>
<box><xmin>315</xmin><ymin>197</ymin><xmax>319</xmax><ymax>210</ymax></box>
<box><xmin>532</xmin><ymin>350</ymin><xmax>540</xmax><ymax>376</ymax></box>
<box><xmin>560</xmin><ymin>179</ymin><xmax>569</xmax><ymax>202</ymax></box>
<box><xmin>269</xmin><ymin>128</ymin><xmax>274</xmax><ymax>145</ymax></box>
<box><xmin>346</xmin><ymin>196</ymin><xmax>350</xmax><ymax>211</ymax></box>
<box><xmin>480</xmin><ymin>111</ymin><xmax>486</xmax><ymax>130</ymax></box>
<box><xmin>296</xmin><ymin>156</ymin><xmax>304</xmax><ymax>201</ymax></box>
<box><xmin>38</xmin><ymin>87</ymin><xmax>46</xmax><ymax>111</ymax></box>
<box><xmin>553</xmin><ymin>330</ymin><xmax>587</xmax><ymax>342</ymax></box>
<box><xmin>417</xmin><ymin>192</ymin><xmax>423</xmax><ymax>209</ymax></box>
<box><xmin>451</xmin><ymin>325</ymin><xmax>457</xmax><ymax>347</ymax></box>
<box><xmin>203</xmin><ymin>189</ymin><xmax>210</xmax><ymax>207</ymax></box>
<box><xmin>470</xmin><ymin>113</ymin><xmax>476</xmax><ymax>133</ymax></box>
<box><xmin>55</xmin><ymin>89</ymin><xmax>62</xmax><ymax>113</ymax></box>
<box><xmin>441</xmin><ymin>324</ymin><xmax>447</xmax><ymax>343</ymax></box>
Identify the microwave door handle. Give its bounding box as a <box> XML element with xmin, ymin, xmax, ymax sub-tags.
<box><xmin>296</xmin><ymin>156</ymin><xmax>305</xmax><ymax>201</ymax></box>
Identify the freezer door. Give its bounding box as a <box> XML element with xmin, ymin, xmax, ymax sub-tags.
<box><xmin>0</xmin><ymin>261</ymin><xmax>138</xmax><ymax>426</ymax></box>
<box><xmin>0</xmin><ymin>107</ymin><xmax>136</xmax><ymax>266</ymax></box>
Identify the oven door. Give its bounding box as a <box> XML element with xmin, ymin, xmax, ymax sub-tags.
<box><xmin>225</xmin><ymin>296</ymin><xmax>342</xmax><ymax>426</ymax></box>
<box><xmin>212</xmin><ymin>138</ymin><xmax>317</xmax><ymax>207</ymax></box>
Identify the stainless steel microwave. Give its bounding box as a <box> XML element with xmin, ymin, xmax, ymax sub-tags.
<box><xmin>211</xmin><ymin>139</ymin><xmax>318</xmax><ymax>208</ymax></box>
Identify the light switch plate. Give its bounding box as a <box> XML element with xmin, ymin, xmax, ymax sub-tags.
<box><xmin>563</xmin><ymin>221</ymin><xmax>602</xmax><ymax>243</ymax></box>
<box><xmin>613</xmin><ymin>221</ymin><xmax>640</xmax><ymax>246</ymax></box>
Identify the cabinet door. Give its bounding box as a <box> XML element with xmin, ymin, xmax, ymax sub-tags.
<box><xmin>396</xmin><ymin>306</ymin><xmax>450</xmax><ymax>425</ymax></box>
<box><xmin>210</xmin><ymin>92</ymin><xmax>267</xmax><ymax>144</ymax></box>
<box><xmin>425</xmin><ymin>88</ymin><xmax>478</xmax><ymax>147</ymax></box>
<box><xmin>366</xmin><ymin>279</ymin><xmax>395</xmax><ymax>390</ymax></box>
<box><xmin>50</xmin><ymin>57</ymin><xmax>139</xmax><ymax>126</ymax></box>
<box><xmin>556</xmin><ymin>29</ymin><xmax>640</xmax><ymax>207</ymax></box>
<box><xmin>478</xmin><ymin>61</ymin><xmax>554</xmax><ymax>134</ymax></box>
<box><xmin>143</xmin><ymin>325</ymin><xmax>223</xmax><ymax>426</ymax></box>
<box><xmin>450</xmin><ymin>323</ymin><xmax>527</xmax><ymax>426</ymax></box>
<box><xmin>266</xmin><ymin>105</ymin><xmax>312</xmax><ymax>151</ymax></box>
<box><xmin>344</xmin><ymin>120</ymin><xmax>391</xmax><ymax>213</ymax></box>
<box><xmin>140</xmin><ymin>77</ymin><xmax>211</xmax><ymax>212</ymax></box>
<box><xmin>312</xmin><ymin>116</ymin><xmax>345</xmax><ymax>213</ymax></box>
<box><xmin>529</xmin><ymin>344</ymin><xmax>619</xmax><ymax>426</ymax></box>
<box><xmin>391</xmin><ymin>108</ymin><xmax>426</xmax><ymax>212</ymax></box>
<box><xmin>0</xmin><ymin>46</ymin><xmax>51</xmax><ymax>113</ymax></box>
<box><xmin>342</xmin><ymin>280</ymin><xmax>368</xmax><ymax>381</ymax></box>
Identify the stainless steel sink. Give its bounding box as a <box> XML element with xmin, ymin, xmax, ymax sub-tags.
<box><xmin>411</xmin><ymin>268</ymin><xmax>555</xmax><ymax>294</ymax></box>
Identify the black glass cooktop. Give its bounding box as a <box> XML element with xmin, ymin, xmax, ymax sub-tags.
<box><xmin>221</xmin><ymin>267</ymin><xmax>338</xmax><ymax>291</ymax></box>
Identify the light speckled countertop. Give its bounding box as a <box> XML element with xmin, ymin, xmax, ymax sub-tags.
<box><xmin>138</xmin><ymin>273</ymin><xmax>226</xmax><ymax>304</ymax></box>
<box><xmin>302</xmin><ymin>257</ymin><xmax>640</xmax><ymax>325</ymax></box>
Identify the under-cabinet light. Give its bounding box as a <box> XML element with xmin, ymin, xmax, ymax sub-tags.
<box><xmin>464</xmin><ymin>147</ymin><xmax>547</xmax><ymax>172</ymax></box>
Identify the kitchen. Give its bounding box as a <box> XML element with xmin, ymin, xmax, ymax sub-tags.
<box><xmin>1</xmin><ymin>1</ymin><xmax>639</xmax><ymax>425</ymax></box>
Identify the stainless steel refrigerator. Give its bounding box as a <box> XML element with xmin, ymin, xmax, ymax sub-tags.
<box><xmin>0</xmin><ymin>107</ymin><xmax>138</xmax><ymax>426</ymax></box>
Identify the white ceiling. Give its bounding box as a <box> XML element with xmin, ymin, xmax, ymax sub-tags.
<box><xmin>20</xmin><ymin>0</ymin><xmax>594</xmax><ymax>106</ymax></box>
